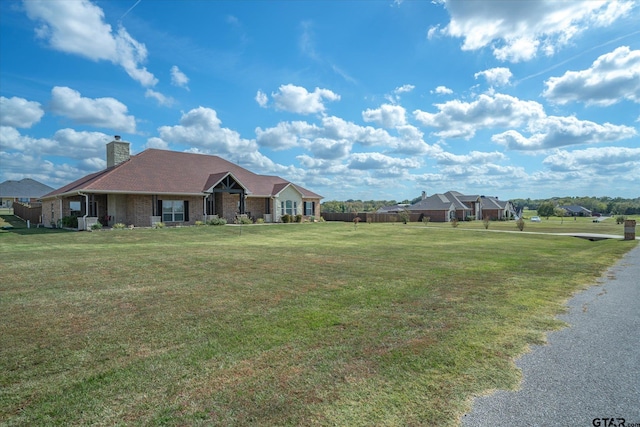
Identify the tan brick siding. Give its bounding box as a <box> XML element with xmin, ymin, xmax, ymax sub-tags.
<box><xmin>246</xmin><ymin>197</ymin><xmax>268</xmax><ymax>220</ymax></box>
<box><xmin>41</xmin><ymin>194</ymin><xmax>319</xmax><ymax>227</ymax></box>
<box><xmin>220</xmin><ymin>193</ymin><xmax>240</xmax><ymax>222</ymax></box>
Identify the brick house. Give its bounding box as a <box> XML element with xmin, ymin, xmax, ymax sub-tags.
<box><xmin>407</xmin><ymin>191</ymin><xmax>474</xmax><ymax>222</ymax></box>
<box><xmin>479</xmin><ymin>195</ymin><xmax>517</xmax><ymax>220</ymax></box>
<box><xmin>0</xmin><ymin>178</ymin><xmax>53</xmax><ymax>208</ymax></box>
<box><xmin>405</xmin><ymin>191</ymin><xmax>515</xmax><ymax>222</ymax></box>
<box><xmin>559</xmin><ymin>205</ymin><xmax>592</xmax><ymax>217</ymax></box>
<box><xmin>41</xmin><ymin>137</ymin><xmax>322</xmax><ymax>229</ymax></box>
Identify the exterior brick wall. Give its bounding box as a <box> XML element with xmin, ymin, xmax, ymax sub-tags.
<box><xmin>94</xmin><ymin>195</ymin><xmax>108</xmax><ymax>224</ymax></box>
<box><xmin>42</xmin><ymin>198</ymin><xmax>64</xmax><ymax>227</ymax></box>
<box><xmin>302</xmin><ymin>198</ymin><xmax>321</xmax><ymax>218</ymax></box>
<box><xmin>482</xmin><ymin>209</ymin><xmax>500</xmax><ymax>221</ymax></box>
<box><xmin>246</xmin><ymin>197</ymin><xmax>268</xmax><ymax>220</ymax></box>
<box><xmin>411</xmin><ymin>210</ymin><xmax>448</xmax><ymax>222</ymax></box>
<box><xmin>220</xmin><ymin>193</ymin><xmax>240</xmax><ymax>222</ymax></box>
<box><xmin>41</xmin><ymin>193</ymin><xmax>316</xmax><ymax>227</ymax></box>
<box><xmin>128</xmin><ymin>195</ymin><xmax>151</xmax><ymax>226</ymax></box>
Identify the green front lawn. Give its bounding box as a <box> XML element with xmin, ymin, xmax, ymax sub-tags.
<box><xmin>426</xmin><ymin>214</ymin><xmax>637</xmax><ymax>236</ymax></box>
<box><xmin>1</xmin><ymin>223</ymin><xmax>636</xmax><ymax>426</ymax></box>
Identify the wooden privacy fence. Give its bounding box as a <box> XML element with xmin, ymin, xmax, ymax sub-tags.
<box><xmin>321</xmin><ymin>212</ymin><xmax>425</xmax><ymax>223</ymax></box>
<box><xmin>13</xmin><ymin>202</ymin><xmax>42</xmax><ymax>225</ymax></box>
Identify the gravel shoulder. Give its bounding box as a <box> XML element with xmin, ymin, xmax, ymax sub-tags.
<box><xmin>461</xmin><ymin>242</ymin><xmax>640</xmax><ymax>427</ymax></box>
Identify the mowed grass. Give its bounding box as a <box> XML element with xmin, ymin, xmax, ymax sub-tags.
<box><xmin>425</xmin><ymin>213</ymin><xmax>638</xmax><ymax>236</ymax></box>
<box><xmin>1</xmin><ymin>222</ymin><xmax>636</xmax><ymax>426</ymax></box>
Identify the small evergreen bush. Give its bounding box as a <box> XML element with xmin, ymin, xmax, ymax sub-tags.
<box><xmin>236</xmin><ymin>216</ymin><xmax>253</xmax><ymax>225</ymax></box>
<box><xmin>282</xmin><ymin>214</ymin><xmax>291</xmax><ymax>223</ymax></box>
<box><xmin>207</xmin><ymin>217</ymin><xmax>227</xmax><ymax>226</ymax></box>
<box><xmin>91</xmin><ymin>222</ymin><xmax>103</xmax><ymax>230</ymax></box>
<box><xmin>398</xmin><ymin>210</ymin><xmax>410</xmax><ymax>224</ymax></box>
<box><xmin>62</xmin><ymin>216</ymin><xmax>78</xmax><ymax>228</ymax></box>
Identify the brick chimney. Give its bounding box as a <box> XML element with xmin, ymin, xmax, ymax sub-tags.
<box><xmin>106</xmin><ymin>136</ymin><xmax>130</xmax><ymax>168</ymax></box>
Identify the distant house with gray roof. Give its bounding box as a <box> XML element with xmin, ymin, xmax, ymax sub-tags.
<box><xmin>407</xmin><ymin>191</ymin><xmax>476</xmax><ymax>222</ymax></box>
<box><xmin>480</xmin><ymin>196</ymin><xmax>517</xmax><ymax>220</ymax></box>
<box><xmin>559</xmin><ymin>205</ymin><xmax>592</xmax><ymax>217</ymax></box>
<box><xmin>392</xmin><ymin>191</ymin><xmax>515</xmax><ymax>222</ymax></box>
<box><xmin>0</xmin><ymin>178</ymin><xmax>53</xmax><ymax>208</ymax></box>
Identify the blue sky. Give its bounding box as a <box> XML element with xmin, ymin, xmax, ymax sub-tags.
<box><xmin>1</xmin><ymin>0</ymin><xmax>639</xmax><ymax>202</ymax></box>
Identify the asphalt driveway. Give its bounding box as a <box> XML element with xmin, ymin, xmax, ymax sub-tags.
<box><xmin>461</xmin><ymin>242</ymin><xmax>640</xmax><ymax>427</ymax></box>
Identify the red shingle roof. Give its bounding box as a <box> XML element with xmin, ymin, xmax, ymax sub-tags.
<box><xmin>43</xmin><ymin>149</ymin><xmax>322</xmax><ymax>199</ymax></box>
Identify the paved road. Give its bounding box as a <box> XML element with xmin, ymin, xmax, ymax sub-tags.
<box><xmin>461</xmin><ymin>242</ymin><xmax>640</xmax><ymax>427</ymax></box>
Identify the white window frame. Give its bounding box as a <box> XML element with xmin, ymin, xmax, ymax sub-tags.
<box><xmin>304</xmin><ymin>201</ymin><xmax>314</xmax><ymax>216</ymax></box>
<box><xmin>281</xmin><ymin>200</ymin><xmax>297</xmax><ymax>216</ymax></box>
<box><xmin>162</xmin><ymin>200</ymin><xmax>185</xmax><ymax>222</ymax></box>
<box><xmin>69</xmin><ymin>201</ymin><xmax>82</xmax><ymax>217</ymax></box>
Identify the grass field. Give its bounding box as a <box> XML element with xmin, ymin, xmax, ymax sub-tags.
<box><xmin>426</xmin><ymin>213</ymin><xmax>637</xmax><ymax>236</ymax></box>
<box><xmin>1</xmin><ymin>220</ymin><xmax>637</xmax><ymax>426</ymax></box>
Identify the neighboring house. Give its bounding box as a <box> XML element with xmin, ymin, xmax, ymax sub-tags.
<box><xmin>559</xmin><ymin>205</ymin><xmax>592</xmax><ymax>217</ymax></box>
<box><xmin>383</xmin><ymin>191</ymin><xmax>515</xmax><ymax>222</ymax></box>
<box><xmin>407</xmin><ymin>191</ymin><xmax>475</xmax><ymax>222</ymax></box>
<box><xmin>480</xmin><ymin>196</ymin><xmax>517</xmax><ymax>220</ymax></box>
<box><xmin>0</xmin><ymin>178</ymin><xmax>53</xmax><ymax>208</ymax></box>
<box><xmin>41</xmin><ymin>138</ymin><xmax>322</xmax><ymax>229</ymax></box>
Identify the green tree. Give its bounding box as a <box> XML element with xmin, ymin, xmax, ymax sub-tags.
<box><xmin>537</xmin><ymin>202</ymin><xmax>555</xmax><ymax>218</ymax></box>
<box><xmin>554</xmin><ymin>207</ymin><xmax>567</xmax><ymax>217</ymax></box>
<box><xmin>398</xmin><ymin>210</ymin><xmax>410</xmax><ymax>224</ymax></box>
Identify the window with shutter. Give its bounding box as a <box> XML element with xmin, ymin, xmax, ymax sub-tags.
<box><xmin>161</xmin><ymin>200</ymin><xmax>185</xmax><ymax>222</ymax></box>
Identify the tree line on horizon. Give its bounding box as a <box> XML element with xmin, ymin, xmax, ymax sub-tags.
<box><xmin>321</xmin><ymin>196</ymin><xmax>640</xmax><ymax>215</ymax></box>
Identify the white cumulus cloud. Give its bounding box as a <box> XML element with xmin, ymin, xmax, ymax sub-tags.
<box><xmin>362</xmin><ymin>104</ymin><xmax>407</xmax><ymax>128</ymax></box>
<box><xmin>434</xmin><ymin>150</ymin><xmax>506</xmax><ymax>165</ymax></box>
<box><xmin>492</xmin><ymin>116</ymin><xmax>637</xmax><ymax>150</ymax></box>
<box><xmin>50</xmin><ymin>86</ymin><xmax>136</xmax><ymax>132</ymax></box>
<box><xmin>474</xmin><ymin>67</ymin><xmax>513</xmax><ymax>86</ymax></box>
<box><xmin>543</xmin><ymin>46</ymin><xmax>640</xmax><ymax>106</ymax></box>
<box><xmin>437</xmin><ymin>0</ymin><xmax>635</xmax><ymax>62</ymax></box>
<box><xmin>255</xmin><ymin>90</ymin><xmax>269</xmax><ymax>108</ymax></box>
<box><xmin>432</xmin><ymin>86</ymin><xmax>453</xmax><ymax>95</ymax></box>
<box><xmin>145</xmin><ymin>89</ymin><xmax>175</xmax><ymax>107</ymax></box>
<box><xmin>24</xmin><ymin>0</ymin><xmax>157</xmax><ymax>87</ymax></box>
<box><xmin>170</xmin><ymin>66</ymin><xmax>189</xmax><ymax>90</ymax></box>
<box><xmin>348</xmin><ymin>152</ymin><xmax>420</xmax><ymax>170</ymax></box>
<box><xmin>271</xmin><ymin>84</ymin><xmax>340</xmax><ymax>114</ymax></box>
<box><xmin>157</xmin><ymin>107</ymin><xmax>257</xmax><ymax>158</ymax></box>
<box><xmin>0</xmin><ymin>96</ymin><xmax>44</xmax><ymax>128</ymax></box>
<box><xmin>0</xmin><ymin>125</ymin><xmax>109</xmax><ymax>161</ymax></box>
<box><xmin>413</xmin><ymin>93</ymin><xmax>545</xmax><ymax>139</ymax></box>
<box><xmin>544</xmin><ymin>146</ymin><xmax>640</xmax><ymax>170</ymax></box>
